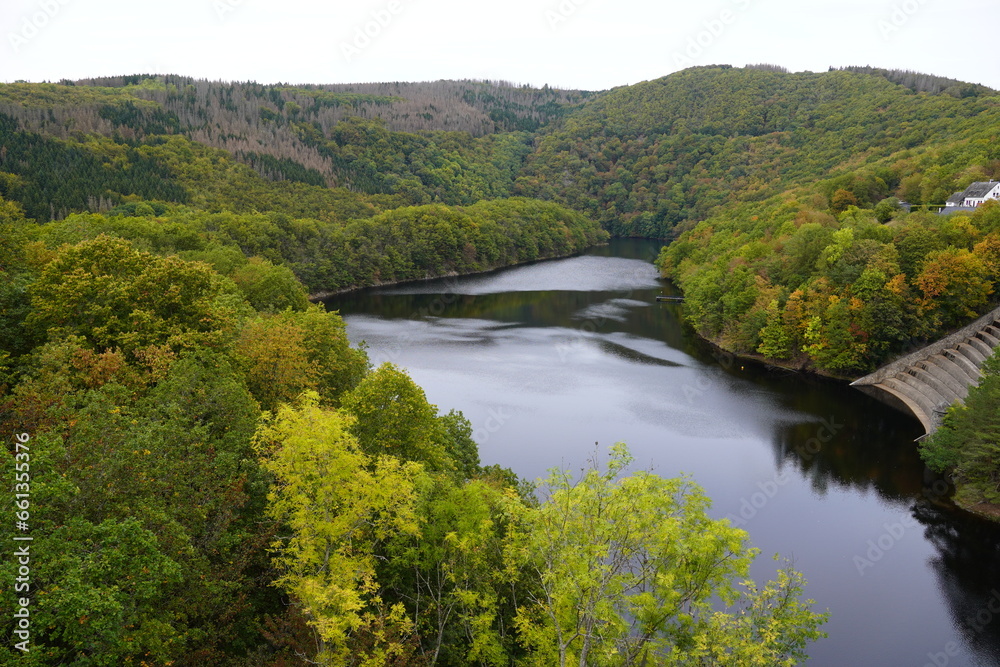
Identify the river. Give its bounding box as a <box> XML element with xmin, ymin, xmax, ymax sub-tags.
<box><xmin>323</xmin><ymin>239</ymin><xmax>1000</xmax><ymax>667</ymax></box>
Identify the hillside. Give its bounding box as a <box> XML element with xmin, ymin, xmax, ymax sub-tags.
<box><xmin>0</xmin><ymin>76</ymin><xmax>592</xmax><ymax>194</ymax></box>
<box><xmin>0</xmin><ymin>93</ymin><xmax>607</xmax><ymax>296</ymax></box>
<box><xmin>515</xmin><ymin>66</ymin><xmax>1000</xmax><ymax>237</ymax></box>
<box><xmin>9</xmin><ymin>66</ymin><xmax>997</xmax><ymax>238</ymax></box>
<box><xmin>606</xmin><ymin>68</ymin><xmax>1000</xmax><ymax>375</ymax></box>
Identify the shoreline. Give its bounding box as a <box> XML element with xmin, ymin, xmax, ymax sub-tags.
<box><xmin>957</xmin><ymin>500</ymin><xmax>1000</xmax><ymax>523</ymax></box>
<box><xmin>954</xmin><ymin>485</ymin><xmax>1000</xmax><ymax>524</ymax></box>
<box><xmin>308</xmin><ymin>245</ymin><xmax>607</xmax><ymax>301</ymax></box>
<box><xmin>687</xmin><ymin>329</ymin><xmax>857</xmax><ymax>383</ymax></box>
<box><xmin>692</xmin><ymin>327</ymin><xmax>1000</xmax><ymax>527</ymax></box>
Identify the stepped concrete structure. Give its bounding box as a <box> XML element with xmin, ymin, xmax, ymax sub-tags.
<box><xmin>851</xmin><ymin>305</ymin><xmax>1000</xmax><ymax>435</ymax></box>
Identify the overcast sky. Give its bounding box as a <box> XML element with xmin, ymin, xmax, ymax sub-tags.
<box><xmin>1</xmin><ymin>0</ymin><xmax>995</xmax><ymax>91</ymax></box>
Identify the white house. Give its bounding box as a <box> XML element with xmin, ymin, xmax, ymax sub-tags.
<box><xmin>944</xmin><ymin>181</ymin><xmax>1000</xmax><ymax>208</ymax></box>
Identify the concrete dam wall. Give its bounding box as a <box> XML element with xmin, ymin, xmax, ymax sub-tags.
<box><xmin>851</xmin><ymin>305</ymin><xmax>1000</xmax><ymax>435</ymax></box>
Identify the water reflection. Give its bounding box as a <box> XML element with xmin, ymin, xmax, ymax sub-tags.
<box><xmin>769</xmin><ymin>388</ymin><xmax>925</xmax><ymax>501</ymax></box>
<box><xmin>919</xmin><ymin>503</ymin><xmax>1000</xmax><ymax>665</ymax></box>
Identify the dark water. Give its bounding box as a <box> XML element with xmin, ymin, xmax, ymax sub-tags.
<box><xmin>324</xmin><ymin>239</ymin><xmax>1000</xmax><ymax>667</ymax></box>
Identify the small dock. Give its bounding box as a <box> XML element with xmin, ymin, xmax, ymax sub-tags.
<box><xmin>656</xmin><ymin>295</ymin><xmax>685</xmax><ymax>302</ymax></box>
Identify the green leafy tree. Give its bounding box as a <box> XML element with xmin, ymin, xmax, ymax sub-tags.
<box><xmin>255</xmin><ymin>393</ymin><xmax>425</xmax><ymax>665</ymax></box>
<box><xmin>0</xmin><ymin>272</ymin><xmax>39</xmax><ymax>363</ymax></box>
<box><xmin>130</xmin><ymin>350</ymin><xmax>262</xmax><ymax>544</ymax></box>
<box><xmin>20</xmin><ymin>518</ymin><xmax>182</xmax><ymax>666</ymax></box>
<box><xmin>284</xmin><ymin>305</ymin><xmax>370</xmax><ymax>404</ymax></box>
<box><xmin>26</xmin><ymin>235</ymin><xmax>228</xmax><ymax>355</ymax></box>
<box><xmin>801</xmin><ymin>295</ymin><xmax>870</xmax><ymax>373</ymax></box>
<box><xmin>0</xmin><ymin>425</ymin><xmax>189</xmax><ymax>666</ymax></box>
<box><xmin>757</xmin><ymin>299</ymin><xmax>793</xmax><ymax>359</ymax></box>
<box><xmin>438</xmin><ymin>409</ymin><xmax>481</xmax><ymax>480</ymax></box>
<box><xmin>341</xmin><ymin>363</ymin><xmax>451</xmax><ymax>471</ymax></box>
<box><xmin>230</xmin><ymin>256</ymin><xmax>310</xmax><ymax>313</ymax></box>
<box><xmin>2</xmin><ymin>332</ymin><xmax>284</xmax><ymax>661</ymax></box>
<box><xmin>873</xmin><ymin>197</ymin><xmax>901</xmax><ymax>223</ymax></box>
<box><xmin>855</xmin><ymin>269</ymin><xmax>913</xmax><ymax>359</ymax></box>
<box><xmin>507</xmin><ymin>444</ymin><xmax>828</xmax><ymax>666</ymax></box>
<box><xmin>384</xmin><ymin>475</ymin><xmax>525</xmax><ymax>666</ymax></box>
<box><xmin>0</xmin><ymin>194</ymin><xmax>30</xmax><ymax>271</ymax></box>
<box><xmin>894</xmin><ymin>223</ymin><xmax>945</xmax><ymax>279</ymax></box>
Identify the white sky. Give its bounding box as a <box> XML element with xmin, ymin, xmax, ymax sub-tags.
<box><xmin>0</xmin><ymin>0</ymin><xmax>995</xmax><ymax>91</ymax></box>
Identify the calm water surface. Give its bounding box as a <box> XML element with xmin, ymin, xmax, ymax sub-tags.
<box><xmin>324</xmin><ymin>239</ymin><xmax>1000</xmax><ymax>667</ymax></box>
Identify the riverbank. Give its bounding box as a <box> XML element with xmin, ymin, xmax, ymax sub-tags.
<box><xmin>954</xmin><ymin>486</ymin><xmax>1000</xmax><ymax>524</ymax></box>
<box><xmin>960</xmin><ymin>501</ymin><xmax>1000</xmax><ymax>523</ymax></box>
<box><xmin>679</xmin><ymin>325</ymin><xmax>857</xmax><ymax>383</ymax></box>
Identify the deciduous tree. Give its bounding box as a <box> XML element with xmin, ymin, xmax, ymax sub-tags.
<box><xmin>26</xmin><ymin>235</ymin><xmax>226</xmax><ymax>355</ymax></box>
<box><xmin>341</xmin><ymin>363</ymin><xmax>451</xmax><ymax>471</ymax></box>
<box><xmin>507</xmin><ymin>444</ymin><xmax>827</xmax><ymax>666</ymax></box>
<box><xmin>915</xmin><ymin>247</ymin><xmax>992</xmax><ymax>329</ymax></box>
<box><xmin>255</xmin><ymin>393</ymin><xmax>425</xmax><ymax>665</ymax></box>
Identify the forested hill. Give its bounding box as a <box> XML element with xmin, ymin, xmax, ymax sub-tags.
<box><xmin>833</xmin><ymin>66</ymin><xmax>995</xmax><ymax>97</ymax></box>
<box><xmin>0</xmin><ymin>76</ymin><xmax>592</xmax><ymax>191</ymax></box>
<box><xmin>635</xmin><ymin>68</ymin><xmax>1000</xmax><ymax>378</ymax></box>
<box><xmin>514</xmin><ymin>66</ymin><xmax>1000</xmax><ymax>237</ymax></box>
<box><xmin>0</xmin><ymin>74</ymin><xmax>609</xmax><ymax>295</ymax></box>
<box><xmin>4</xmin><ymin>66</ymin><xmax>996</xmax><ymax>231</ymax></box>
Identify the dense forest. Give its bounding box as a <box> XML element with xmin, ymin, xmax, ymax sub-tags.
<box><xmin>0</xmin><ymin>76</ymin><xmax>592</xmax><ymax>194</ymax></box>
<box><xmin>3</xmin><ymin>63</ymin><xmax>1000</xmax><ymax>662</ymax></box>
<box><xmin>656</xmin><ymin>199</ymin><xmax>1000</xmax><ymax>374</ymax></box>
<box><xmin>515</xmin><ymin>67</ymin><xmax>1000</xmax><ymax>237</ymax></box>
